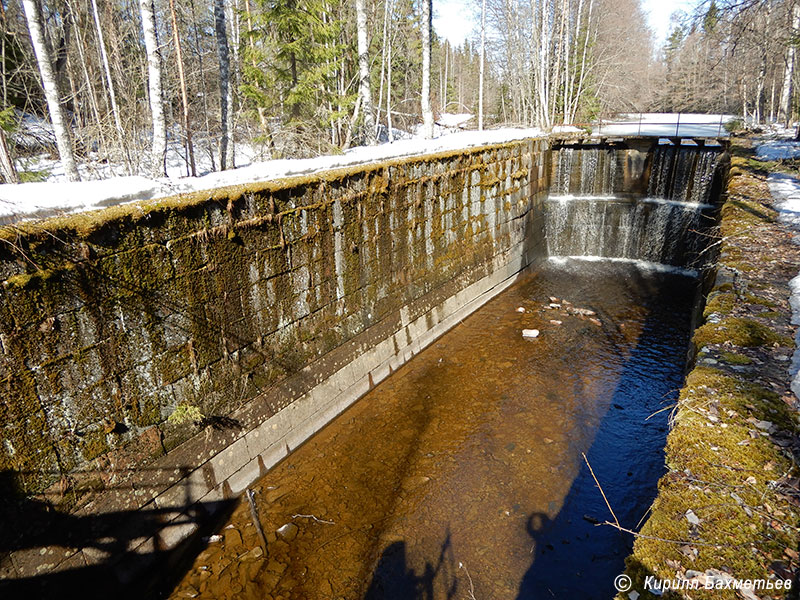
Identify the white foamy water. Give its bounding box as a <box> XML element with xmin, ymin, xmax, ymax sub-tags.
<box><xmin>547</xmin><ymin>256</ymin><xmax>699</xmax><ymax>278</ymax></box>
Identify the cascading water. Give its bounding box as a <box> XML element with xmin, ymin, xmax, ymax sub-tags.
<box><xmin>552</xmin><ymin>147</ymin><xmax>619</xmax><ymax>196</ymax></box>
<box><xmin>547</xmin><ymin>143</ymin><xmax>725</xmax><ymax>267</ymax></box>
<box><xmin>647</xmin><ymin>145</ymin><xmax>722</xmax><ymax>204</ymax></box>
<box><xmin>546</xmin><ymin>197</ymin><xmax>715</xmax><ymax>267</ymax></box>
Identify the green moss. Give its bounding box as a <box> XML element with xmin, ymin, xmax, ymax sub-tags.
<box><xmin>718</xmin><ymin>350</ymin><xmax>752</xmax><ymax>365</ymax></box>
<box><xmin>744</xmin><ymin>293</ymin><xmax>777</xmax><ymax>308</ymax></box>
<box><xmin>693</xmin><ymin>316</ymin><xmax>792</xmax><ymax>348</ymax></box>
<box><xmin>81</xmin><ymin>430</ymin><xmax>110</xmax><ymax>461</ymax></box>
<box><xmin>703</xmin><ymin>291</ymin><xmax>735</xmax><ymax>317</ymax></box>
<box><xmin>623</xmin><ymin>367</ymin><xmax>797</xmax><ymax>600</ymax></box>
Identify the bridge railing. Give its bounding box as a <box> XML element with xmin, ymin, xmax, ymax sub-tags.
<box><xmin>565</xmin><ymin>113</ymin><xmax>732</xmax><ymax>138</ymax></box>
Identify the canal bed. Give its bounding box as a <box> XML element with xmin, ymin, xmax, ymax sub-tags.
<box><xmin>168</xmin><ymin>257</ymin><xmax>701</xmax><ymax>600</ymax></box>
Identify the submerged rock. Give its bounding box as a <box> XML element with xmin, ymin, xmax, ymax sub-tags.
<box><xmin>276</xmin><ymin>522</ymin><xmax>299</xmax><ymax>541</ymax></box>
<box><xmin>522</xmin><ymin>329</ymin><xmax>540</xmax><ymax>338</ymax></box>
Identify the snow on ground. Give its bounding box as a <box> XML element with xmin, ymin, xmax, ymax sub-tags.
<box><xmin>1</xmin><ymin>113</ymin><xmax>738</xmax><ymax>225</ymax></box>
<box><xmin>766</xmin><ymin>172</ymin><xmax>800</xmax><ymax>400</ymax></box>
<box><xmin>436</xmin><ymin>113</ymin><xmax>474</xmax><ymax>128</ymax></box>
<box><xmin>596</xmin><ymin>113</ymin><xmax>736</xmax><ymax>138</ymax></box>
<box><xmin>753</xmin><ymin>122</ymin><xmax>800</xmax><ymax>160</ymax></box>
<box><xmin>0</xmin><ymin>127</ymin><xmax>542</xmax><ymax>224</ymax></box>
<box><xmin>757</xmin><ymin>140</ymin><xmax>800</xmax><ymax>161</ymax></box>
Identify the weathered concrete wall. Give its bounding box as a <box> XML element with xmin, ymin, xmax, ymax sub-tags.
<box><xmin>0</xmin><ymin>139</ymin><xmax>550</xmax><ymax>581</ymax></box>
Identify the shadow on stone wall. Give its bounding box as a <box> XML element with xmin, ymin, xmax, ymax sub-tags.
<box><xmin>0</xmin><ymin>469</ymin><xmax>236</xmax><ymax>599</ymax></box>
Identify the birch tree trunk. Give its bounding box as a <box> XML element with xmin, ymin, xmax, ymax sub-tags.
<box><xmin>779</xmin><ymin>2</ymin><xmax>800</xmax><ymax>128</ymax></box>
<box><xmin>0</xmin><ymin>128</ymin><xmax>18</xmax><ymax>184</ymax></box>
<box><xmin>214</xmin><ymin>0</ymin><xmax>232</xmax><ymax>169</ymax></box>
<box><xmin>386</xmin><ymin>0</ymin><xmax>394</xmax><ymax>142</ymax></box>
<box><xmin>356</xmin><ymin>0</ymin><xmax>375</xmax><ymax>144</ymax></box>
<box><xmin>421</xmin><ymin>0</ymin><xmax>434</xmax><ymax>138</ymax></box>
<box><xmin>21</xmin><ymin>0</ymin><xmax>80</xmax><ymax>181</ymax></box>
<box><xmin>139</xmin><ymin>0</ymin><xmax>166</xmax><ymax>177</ymax></box>
<box><xmin>479</xmin><ymin>0</ymin><xmax>486</xmax><ymax>130</ymax></box>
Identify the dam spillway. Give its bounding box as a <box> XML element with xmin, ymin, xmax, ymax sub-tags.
<box><xmin>546</xmin><ymin>140</ymin><xmax>727</xmax><ymax>268</ymax></box>
<box><xmin>0</xmin><ymin>136</ymin><xmax>730</xmax><ymax>597</ymax></box>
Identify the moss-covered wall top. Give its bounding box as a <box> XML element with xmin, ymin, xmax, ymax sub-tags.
<box><xmin>0</xmin><ymin>139</ymin><xmax>550</xmax><ymax>500</ymax></box>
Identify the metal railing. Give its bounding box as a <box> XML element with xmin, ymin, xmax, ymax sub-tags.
<box><xmin>592</xmin><ymin>112</ymin><xmax>729</xmax><ymax>138</ymax></box>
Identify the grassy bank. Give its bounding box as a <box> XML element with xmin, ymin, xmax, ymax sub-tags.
<box><xmin>620</xmin><ymin>138</ymin><xmax>800</xmax><ymax>600</ymax></box>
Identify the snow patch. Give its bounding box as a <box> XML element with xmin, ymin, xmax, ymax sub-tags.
<box><xmin>766</xmin><ymin>172</ymin><xmax>800</xmax><ymax>400</ymax></box>
<box><xmin>756</xmin><ymin>140</ymin><xmax>800</xmax><ymax>161</ymax></box>
<box><xmin>436</xmin><ymin>113</ymin><xmax>474</xmax><ymax>128</ymax></box>
<box><xmin>0</xmin><ymin>127</ymin><xmax>542</xmax><ymax>224</ymax></box>
<box><xmin>595</xmin><ymin>113</ymin><xmax>735</xmax><ymax>138</ymax></box>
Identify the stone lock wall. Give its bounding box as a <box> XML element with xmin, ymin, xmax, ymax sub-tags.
<box><xmin>0</xmin><ymin>139</ymin><xmax>550</xmax><ymax>579</ymax></box>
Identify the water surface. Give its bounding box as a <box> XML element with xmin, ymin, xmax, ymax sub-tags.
<box><xmin>170</xmin><ymin>258</ymin><xmax>699</xmax><ymax>600</ymax></box>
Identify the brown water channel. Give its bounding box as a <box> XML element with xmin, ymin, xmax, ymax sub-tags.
<box><xmin>168</xmin><ymin>258</ymin><xmax>700</xmax><ymax>600</ymax></box>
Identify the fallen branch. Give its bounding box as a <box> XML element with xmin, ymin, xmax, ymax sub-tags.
<box><xmin>582</xmin><ymin>452</ymin><xmax>620</xmax><ymax>528</ymax></box>
<box><xmin>292</xmin><ymin>513</ymin><xmax>335</xmax><ymax>525</ymax></box>
<box><xmin>246</xmin><ymin>488</ymin><xmax>269</xmax><ymax>553</ymax></box>
<box><xmin>598</xmin><ymin>520</ymin><xmax>730</xmax><ymax>548</ymax></box>
<box><xmin>583</xmin><ymin>453</ymin><xmax>734</xmax><ymax>548</ymax></box>
<box><xmin>459</xmin><ymin>562</ymin><xmax>477</xmax><ymax>600</ymax></box>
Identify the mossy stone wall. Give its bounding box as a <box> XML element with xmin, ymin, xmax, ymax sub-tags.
<box><xmin>0</xmin><ymin>139</ymin><xmax>549</xmax><ymax>506</ymax></box>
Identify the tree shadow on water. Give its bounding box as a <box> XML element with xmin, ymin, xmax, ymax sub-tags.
<box><xmin>515</xmin><ymin>268</ymin><xmax>701</xmax><ymax>599</ymax></box>
<box><xmin>363</xmin><ymin>533</ymin><xmax>458</xmax><ymax>600</ymax></box>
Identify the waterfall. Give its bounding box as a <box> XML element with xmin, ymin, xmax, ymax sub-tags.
<box><xmin>553</xmin><ymin>147</ymin><xmax>618</xmax><ymax>197</ymax></box>
<box><xmin>546</xmin><ymin>143</ymin><xmax>726</xmax><ymax>268</ymax></box>
<box><xmin>553</xmin><ymin>144</ymin><xmax>724</xmax><ymax>205</ymax></box>
<box><xmin>545</xmin><ymin>197</ymin><xmax>716</xmax><ymax>267</ymax></box>
<box><xmin>647</xmin><ymin>146</ymin><xmax>722</xmax><ymax>204</ymax></box>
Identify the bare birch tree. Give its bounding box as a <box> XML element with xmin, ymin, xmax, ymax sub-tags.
<box><xmin>90</xmin><ymin>0</ymin><xmax>122</xmax><ymax>140</ymax></box>
<box><xmin>214</xmin><ymin>0</ymin><xmax>233</xmax><ymax>169</ymax></box>
<box><xmin>0</xmin><ymin>128</ymin><xmax>18</xmax><ymax>184</ymax></box>
<box><xmin>139</xmin><ymin>0</ymin><xmax>166</xmax><ymax>176</ymax></box>
<box><xmin>421</xmin><ymin>0</ymin><xmax>433</xmax><ymax>138</ymax></box>
<box><xmin>479</xmin><ymin>0</ymin><xmax>486</xmax><ymax>130</ymax></box>
<box><xmin>779</xmin><ymin>2</ymin><xmax>799</xmax><ymax>127</ymax></box>
<box><xmin>356</xmin><ymin>0</ymin><xmax>375</xmax><ymax>144</ymax></box>
<box><xmin>21</xmin><ymin>0</ymin><xmax>80</xmax><ymax>181</ymax></box>
<box><xmin>169</xmin><ymin>0</ymin><xmax>196</xmax><ymax>176</ymax></box>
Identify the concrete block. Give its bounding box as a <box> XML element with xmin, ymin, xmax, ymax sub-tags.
<box><xmin>154</xmin><ymin>467</ymin><xmax>211</xmax><ymax>511</ymax></box>
<box><xmin>226</xmin><ymin>457</ymin><xmax>263</xmax><ymax>496</ymax></box>
<box><xmin>210</xmin><ymin>436</ymin><xmax>250</xmax><ymax>484</ymax></box>
<box><xmin>370</xmin><ymin>358</ymin><xmax>392</xmax><ymax>387</ymax></box>
<box><xmin>155</xmin><ymin>518</ymin><xmax>198</xmax><ymax>551</ymax></box>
